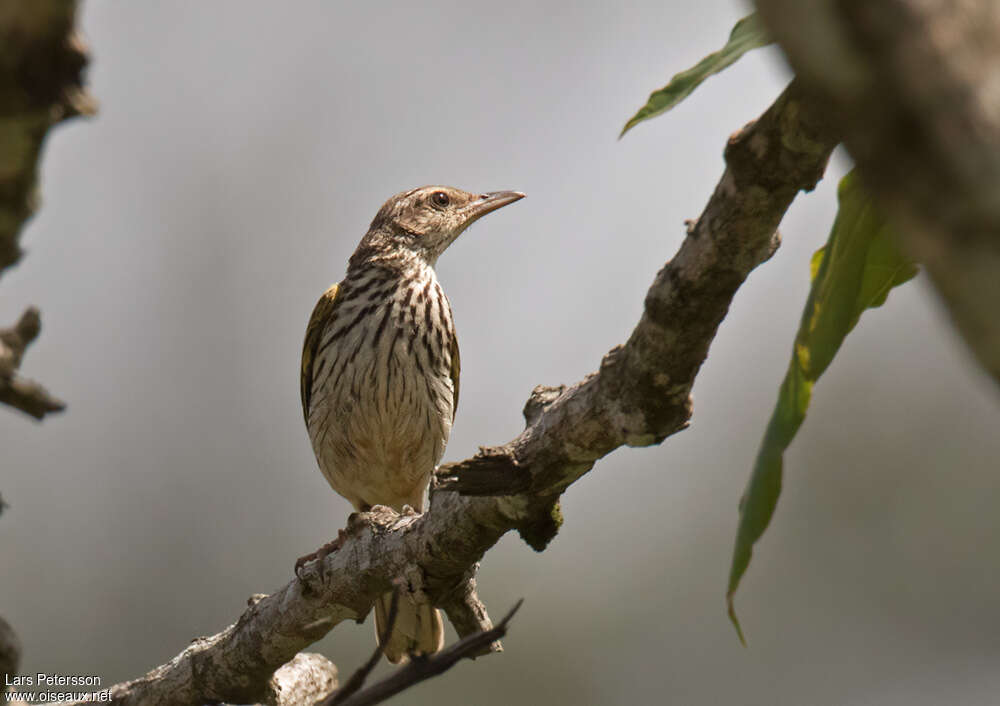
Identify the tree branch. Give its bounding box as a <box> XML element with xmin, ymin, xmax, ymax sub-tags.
<box><xmin>0</xmin><ymin>0</ymin><xmax>94</xmax><ymax>418</ymax></box>
<box><xmin>755</xmin><ymin>0</ymin><xmax>1000</xmax><ymax>386</ymax></box>
<box><xmin>319</xmin><ymin>600</ymin><xmax>522</xmax><ymax>706</ymax></box>
<box><xmin>0</xmin><ymin>307</ymin><xmax>64</xmax><ymax>418</ymax></box>
<box><xmin>0</xmin><ymin>0</ymin><xmax>95</xmax><ymax>278</ymax></box>
<box><xmin>324</xmin><ymin>585</ymin><xmax>401</xmax><ymax>705</ymax></box>
<box><xmin>255</xmin><ymin>653</ymin><xmax>338</xmax><ymax>706</ymax></box>
<box><xmin>56</xmin><ymin>79</ymin><xmax>839</xmax><ymax>706</ymax></box>
<box><xmin>437</xmin><ymin>563</ymin><xmax>501</xmax><ymax>655</ymax></box>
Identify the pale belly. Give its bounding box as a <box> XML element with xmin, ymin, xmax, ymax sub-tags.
<box><xmin>307</xmin><ymin>301</ymin><xmax>455</xmax><ymax>513</ymax></box>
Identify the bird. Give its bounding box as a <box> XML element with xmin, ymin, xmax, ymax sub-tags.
<box><xmin>298</xmin><ymin>185</ymin><xmax>524</xmax><ymax>663</ymax></box>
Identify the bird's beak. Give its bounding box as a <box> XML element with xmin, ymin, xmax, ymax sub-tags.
<box><xmin>467</xmin><ymin>190</ymin><xmax>525</xmax><ymax>223</ymax></box>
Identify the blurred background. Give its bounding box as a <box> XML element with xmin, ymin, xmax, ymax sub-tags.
<box><xmin>3</xmin><ymin>1</ymin><xmax>999</xmax><ymax>704</ymax></box>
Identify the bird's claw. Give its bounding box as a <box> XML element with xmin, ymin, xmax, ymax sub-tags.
<box><xmin>294</xmin><ymin>528</ymin><xmax>348</xmax><ymax>578</ymax></box>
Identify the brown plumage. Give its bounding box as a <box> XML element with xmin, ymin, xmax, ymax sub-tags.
<box><xmin>299</xmin><ymin>185</ymin><xmax>524</xmax><ymax>662</ymax></box>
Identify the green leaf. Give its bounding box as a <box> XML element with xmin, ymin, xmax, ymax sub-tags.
<box><xmin>620</xmin><ymin>13</ymin><xmax>772</xmax><ymax>138</ymax></box>
<box><xmin>726</xmin><ymin>171</ymin><xmax>918</xmax><ymax>643</ymax></box>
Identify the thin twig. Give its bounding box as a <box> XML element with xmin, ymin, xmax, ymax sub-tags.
<box><xmin>0</xmin><ymin>308</ymin><xmax>65</xmax><ymax>419</ymax></box>
<box><xmin>324</xmin><ymin>585</ymin><xmax>401</xmax><ymax>705</ymax></box>
<box><xmin>321</xmin><ymin>600</ymin><xmax>523</xmax><ymax>706</ymax></box>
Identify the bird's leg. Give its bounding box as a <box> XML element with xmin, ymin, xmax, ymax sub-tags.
<box><xmin>294</xmin><ymin>527</ymin><xmax>348</xmax><ymax>577</ymax></box>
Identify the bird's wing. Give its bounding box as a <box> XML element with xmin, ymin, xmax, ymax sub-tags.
<box><xmin>449</xmin><ymin>332</ymin><xmax>460</xmax><ymax>418</ymax></box>
<box><xmin>301</xmin><ymin>283</ymin><xmax>340</xmax><ymax>423</ymax></box>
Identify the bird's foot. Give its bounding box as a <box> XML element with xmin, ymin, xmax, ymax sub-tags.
<box><xmin>294</xmin><ymin>528</ymin><xmax>348</xmax><ymax>578</ymax></box>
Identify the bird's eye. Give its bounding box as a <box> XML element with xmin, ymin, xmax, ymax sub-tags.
<box><xmin>431</xmin><ymin>191</ymin><xmax>450</xmax><ymax>207</ymax></box>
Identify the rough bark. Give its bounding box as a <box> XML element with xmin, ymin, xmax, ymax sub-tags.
<box><xmin>258</xmin><ymin>653</ymin><xmax>338</xmax><ymax>706</ymax></box>
<box><xmin>756</xmin><ymin>0</ymin><xmax>1000</xmax><ymax>386</ymax></box>
<box><xmin>437</xmin><ymin>564</ymin><xmax>501</xmax><ymax>656</ymax></box>
<box><xmin>61</xmin><ymin>79</ymin><xmax>839</xmax><ymax>706</ymax></box>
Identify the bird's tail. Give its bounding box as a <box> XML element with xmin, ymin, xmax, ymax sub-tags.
<box><xmin>374</xmin><ymin>590</ymin><xmax>444</xmax><ymax>663</ymax></box>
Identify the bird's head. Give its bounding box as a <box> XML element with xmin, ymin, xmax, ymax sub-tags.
<box><xmin>354</xmin><ymin>186</ymin><xmax>524</xmax><ymax>268</ymax></box>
